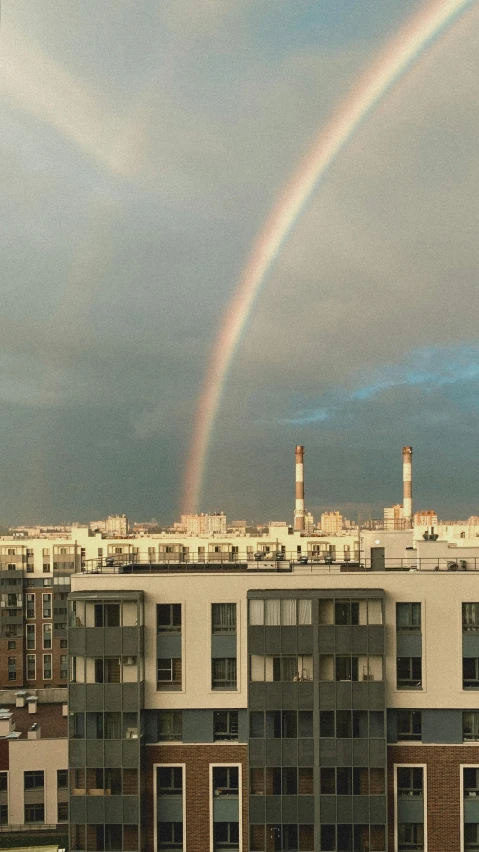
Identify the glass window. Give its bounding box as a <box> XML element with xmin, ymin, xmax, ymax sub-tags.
<box><xmin>157</xmin><ymin>604</ymin><xmax>181</xmax><ymax>632</ymax></box>
<box><xmin>57</xmin><ymin>801</ymin><xmax>68</xmax><ymax>822</ymax></box>
<box><xmin>212</xmin><ymin>603</ymin><xmax>236</xmax><ymax>633</ymax></box>
<box><xmin>214</xmin><ymin>710</ymin><xmax>238</xmax><ymax>741</ymax></box>
<box><xmin>57</xmin><ymin>769</ymin><xmax>68</xmax><ymax>789</ymax></box>
<box><xmin>464</xmin><ymin>712</ymin><xmax>479</xmax><ymax>741</ymax></box>
<box><xmin>158</xmin><ymin>710</ymin><xmax>182</xmax><ymax>742</ymax></box>
<box><xmin>265</xmin><ymin>600</ymin><xmax>281</xmax><ymax>625</ymax></box>
<box><xmin>24</xmin><ymin>770</ymin><xmax>44</xmax><ymax>790</ymax></box>
<box><xmin>24</xmin><ymin>803</ymin><xmax>44</xmax><ymax>823</ymax></box>
<box><xmin>7</xmin><ymin>657</ymin><xmax>16</xmax><ymax>681</ymax></box>
<box><xmin>335</xmin><ymin>600</ymin><xmax>359</xmax><ymax>625</ymax></box>
<box><xmin>464</xmin><ymin>658</ymin><xmax>479</xmax><ymax>689</ymax></box>
<box><xmin>398</xmin><ymin>710</ymin><xmax>422</xmax><ymax>741</ymax></box>
<box><xmin>158</xmin><ymin>822</ymin><xmax>183</xmax><ymax>848</ymax></box>
<box><xmin>43</xmin><ymin>623</ymin><xmax>52</xmax><ymax>649</ymax></box>
<box><xmin>94</xmin><ymin>603</ymin><xmax>120</xmax><ymax>627</ymax></box>
<box><xmin>298</xmin><ymin>599</ymin><xmax>312</xmax><ymax>624</ymax></box>
<box><xmin>397</xmin><ymin>657</ymin><xmax>422</xmax><ymax>689</ymax></box>
<box><xmin>397</xmin><ymin>766</ymin><xmax>423</xmax><ymax>796</ymax></box>
<box><xmin>26</xmin><ymin>624</ymin><xmax>35</xmax><ymax>650</ymax></box>
<box><xmin>396</xmin><ymin>602</ymin><xmax>421</xmax><ymax>631</ymax></box>
<box><xmin>26</xmin><ymin>654</ymin><xmax>35</xmax><ymax>680</ymax></box>
<box><xmin>464</xmin><ymin>767</ymin><xmax>479</xmax><ymax>796</ymax></box>
<box><xmin>157</xmin><ymin>766</ymin><xmax>182</xmax><ymax>795</ymax></box>
<box><xmin>42</xmin><ymin>593</ymin><xmax>51</xmax><ymax>618</ymax></box>
<box><xmin>0</xmin><ymin>773</ymin><xmax>7</xmax><ymax>792</ymax></box>
<box><xmin>0</xmin><ymin>805</ymin><xmax>7</xmax><ymax>825</ymax></box>
<box><xmin>212</xmin><ymin>658</ymin><xmax>236</xmax><ymax>690</ymax></box>
<box><xmin>398</xmin><ymin>823</ymin><xmax>424</xmax><ymax>851</ymax></box>
<box><xmin>43</xmin><ymin>654</ymin><xmax>52</xmax><ymax>679</ymax></box>
<box><xmin>157</xmin><ymin>658</ymin><xmax>182</xmax><ymax>690</ymax></box>
<box><xmin>249</xmin><ymin>599</ymin><xmax>264</xmax><ymax>625</ymax></box>
<box><xmin>336</xmin><ymin>656</ymin><xmax>359</xmax><ymax>681</ymax></box>
<box><xmin>465</xmin><ymin>823</ymin><xmax>479</xmax><ymax>851</ymax></box>
<box><xmin>213</xmin><ymin>767</ymin><xmax>239</xmax><ymax>796</ymax></box>
<box><xmin>213</xmin><ymin>822</ymin><xmax>239</xmax><ymax>851</ymax></box>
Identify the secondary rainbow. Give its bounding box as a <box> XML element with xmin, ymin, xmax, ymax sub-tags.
<box><xmin>182</xmin><ymin>0</ymin><xmax>475</xmax><ymax>514</ymax></box>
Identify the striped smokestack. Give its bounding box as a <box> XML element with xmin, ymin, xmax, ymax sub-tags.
<box><xmin>402</xmin><ymin>445</ymin><xmax>413</xmax><ymax>527</ymax></box>
<box><xmin>294</xmin><ymin>445</ymin><xmax>305</xmax><ymax>531</ymax></box>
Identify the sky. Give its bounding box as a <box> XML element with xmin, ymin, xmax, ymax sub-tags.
<box><xmin>1</xmin><ymin>0</ymin><xmax>479</xmax><ymax>525</ymax></box>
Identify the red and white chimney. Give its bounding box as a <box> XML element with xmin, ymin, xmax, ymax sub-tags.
<box><xmin>294</xmin><ymin>445</ymin><xmax>305</xmax><ymax>531</ymax></box>
<box><xmin>402</xmin><ymin>446</ymin><xmax>413</xmax><ymax>527</ymax></box>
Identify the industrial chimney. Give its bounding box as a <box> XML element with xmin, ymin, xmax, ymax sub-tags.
<box><xmin>402</xmin><ymin>446</ymin><xmax>413</xmax><ymax>527</ymax></box>
<box><xmin>294</xmin><ymin>445</ymin><xmax>305</xmax><ymax>531</ymax></box>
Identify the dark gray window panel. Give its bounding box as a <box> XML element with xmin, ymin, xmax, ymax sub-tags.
<box><xmin>336</xmin><ymin>740</ymin><xmax>353</xmax><ymax>766</ymax></box>
<box><xmin>422</xmin><ymin>709</ymin><xmax>462</xmax><ymax>743</ymax></box>
<box><xmin>249</xmin><ymin>740</ymin><xmax>265</xmax><ymax>765</ymax></box>
<box><xmin>123</xmin><ymin>626</ymin><xmax>142</xmax><ymax>656</ymax></box>
<box><xmin>281</xmin><ymin>683</ymin><xmax>299</xmax><ymax>710</ymax></box>
<box><xmin>248</xmin><ymin>588</ymin><xmax>384</xmax><ymax>601</ymax></box>
<box><xmin>265</xmin><ymin>683</ymin><xmax>283</xmax><ymax>708</ymax></box>
<box><xmin>69</xmin><ymin>798</ymin><xmax>86</xmax><ymax>823</ymax></box>
<box><xmin>336</xmin><ymin>682</ymin><xmax>353</xmax><ymax>708</ymax></box>
<box><xmin>84</xmin><ymin>685</ymin><xmax>104</xmax><ymax>711</ymax></box>
<box><xmin>297</xmin><ymin>626</ymin><xmax>313</xmax><ymax>654</ymax></box>
<box><xmin>86</xmin><ymin>741</ymin><xmax>104</xmax><ymax>765</ymax></box>
<box><xmin>352</xmin><ymin>741</ymin><xmax>369</xmax><ymax>765</ymax></box>
<box><xmin>369</xmin><ymin>797</ymin><xmax>387</xmax><ymax>823</ymax></box>
<box><xmin>249</xmin><ymin>796</ymin><xmax>265</xmax><ymax>823</ymax></box>
<box><xmin>319</xmin><ymin>683</ymin><xmax>337</xmax><ymax>709</ymax></box>
<box><xmin>69</xmin><ymin>740</ymin><xmax>85</xmax><ymax>766</ymax></box>
<box><xmin>69</xmin><ymin>684</ymin><xmax>86</xmax><ymax>712</ymax></box>
<box><xmin>397</xmin><ymin>798</ymin><xmax>424</xmax><ymax>823</ymax></box>
<box><xmin>351</xmin><ymin>684</ymin><xmax>370</xmax><ymax>710</ymax></box>
<box><xmin>183</xmin><ymin>709</ymin><xmax>214</xmax><ymax>743</ymax></box>
<box><xmin>104</xmin><ymin>797</ymin><xmax>123</xmax><ymax>823</ymax></box>
<box><xmin>298</xmin><ymin>796</ymin><xmax>315</xmax><ymax>823</ymax></box>
<box><xmin>122</xmin><ymin>797</ymin><xmax>139</xmax><ymax>823</ymax></box>
<box><xmin>280</xmin><ymin>628</ymin><xmax>298</xmax><ymax>654</ymax></box>
<box><xmin>281</xmin><ymin>796</ymin><xmax>299</xmax><ymax>823</ymax></box>
<box><xmin>319</xmin><ymin>740</ymin><xmax>337</xmax><ymax>766</ymax></box>
<box><xmin>298</xmin><ymin>739</ymin><xmax>315</xmax><ymax>766</ymax></box>
<box><xmin>282</xmin><ymin>740</ymin><xmax>299</xmax><ymax>766</ymax></box>
<box><xmin>265</xmin><ymin>796</ymin><xmax>282</xmax><ymax>822</ymax></box>
<box><xmin>237</xmin><ymin>710</ymin><xmax>248</xmax><ymax>742</ymax></box>
<box><xmin>158</xmin><ymin>798</ymin><xmax>184</xmax><ymax>821</ymax></box>
<box><xmin>104</xmin><ymin>684</ymin><xmax>122</xmax><ymax>710</ymax></box>
<box><xmin>157</xmin><ymin>633</ymin><xmax>182</xmax><ymax>657</ymax></box>
<box><xmin>319</xmin><ymin>796</ymin><xmax>337</xmax><ymax>823</ymax></box>
<box><xmin>123</xmin><ymin>682</ymin><xmax>143</xmax><ymax>710</ymax></box>
<box><xmin>336</xmin><ymin>796</ymin><xmax>354</xmax><ymax>823</ymax></box>
<box><xmin>104</xmin><ymin>741</ymin><xmax>122</xmax><ymax>767</ymax></box>
<box><xmin>211</xmin><ymin>635</ymin><xmax>237</xmax><ymax>658</ymax></box>
<box><xmin>249</xmin><ymin>683</ymin><xmax>266</xmax><ymax>709</ymax></box>
<box><xmin>368</xmin><ymin>626</ymin><xmax>385</xmax><ymax>655</ymax></box>
<box><xmin>396</xmin><ymin>633</ymin><xmax>422</xmax><ymax>656</ymax></box>
<box><xmin>122</xmin><ymin>740</ymin><xmax>140</xmax><ymax>768</ymax></box>
<box><xmin>249</xmin><ymin>627</ymin><xmax>265</xmax><ymax>654</ymax></box>
<box><xmin>297</xmin><ymin>682</ymin><xmax>314</xmax><ymax>709</ymax></box>
<box><xmin>264</xmin><ymin>627</ymin><xmax>282</xmax><ymax>654</ymax></box>
<box><xmin>387</xmin><ymin>710</ymin><xmax>397</xmax><ymax>742</ymax></box>
<box><xmin>464</xmin><ymin>798</ymin><xmax>479</xmax><ymax>822</ymax></box>
<box><xmin>368</xmin><ymin>682</ymin><xmax>386</xmax><ymax>710</ymax></box>
<box><xmin>104</xmin><ymin>628</ymin><xmax>123</xmax><ymax>655</ymax></box>
<box><xmin>69</xmin><ymin>629</ymin><xmax>86</xmax><ymax>655</ymax></box>
<box><xmin>86</xmin><ymin>796</ymin><xmax>105</xmax><ymax>823</ymax></box>
<box><xmin>463</xmin><ymin>634</ymin><xmax>479</xmax><ymax>656</ymax></box>
<box><xmin>213</xmin><ymin>797</ymin><xmax>239</xmax><ymax>822</ymax></box>
<box><xmin>266</xmin><ymin>740</ymin><xmax>283</xmax><ymax>765</ymax></box>
<box><xmin>351</xmin><ymin>796</ymin><xmax>370</xmax><ymax>823</ymax></box>
<box><xmin>86</xmin><ymin>631</ymin><xmax>105</xmax><ymax>656</ymax></box>
<box><xmin>369</xmin><ymin>739</ymin><xmax>386</xmax><ymax>767</ymax></box>
<box><xmin>318</xmin><ymin>626</ymin><xmax>336</xmax><ymax>654</ymax></box>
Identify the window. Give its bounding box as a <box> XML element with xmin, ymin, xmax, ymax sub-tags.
<box><xmin>320</xmin><ymin>768</ymin><xmax>384</xmax><ymax>796</ymax></box>
<box><xmin>464</xmin><ymin>659</ymin><xmax>479</xmax><ymax>689</ymax></box>
<box><xmin>7</xmin><ymin>657</ymin><xmax>16</xmax><ymax>681</ymax></box>
<box><xmin>396</xmin><ymin>602</ymin><xmax>421</xmax><ymax>631</ymax></box>
<box><xmin>26</xmin><ymin>654</ymin><xmax>36</xmax><ymax>680</ymax></box>
<box><xmin>43</xmin><ymin>564</ymin><xmax>50</xmax><ymax>573</ymax></box>
<box><xmin>0</xmin><ymin>773</ymin><xmax>7</xmax><ymax>792</ymax></box>
<box><xmin>335</xmin><ymin>600</ymin><xmax>359</xmax><ymax>625</ymax></box>
<box><xmin>158</xmin><ymin>710</ymin><xmax>182</xmax><ymax>742</ymax></box>
<box><xmin>60</xmin><ymin>655</ymin><xmax>68</xmax><ymax>679</ymax></box>
<box><xmin>250</xmin><ymin>654</ymin><xmax>313</xmax><ymax>682</ymax></box>
<box><xmin>212</xmin><ymin>603</ymin><xmax>236</xmax><ymax>633</ymax></box>
<box><xmin>157</xmin><ymin>766</ymin><xmax>182</xmax><ymax>795</ymax></box>
<box><xmin>57</xmin><ymin>801</ymin><xmax>68</xmax><ymax>822</ymax></box>
<box><xmin>43</xmin><ymin>654</ymin><xmax>52</xmax><ymax>679</ymax></box>
<box><xmin>212</xmin><ymin>658</ymin><xmax>237</xmax><ymax>690</ymax></box>
<box><xmin>95</xmin><ymin>657</ymin><xmax>121</xmax><ymax>684</ymax></box>
<box><xmin>42</xmin><ymin>593</ymin><xmax>51</xmax><ymax>618</ymax></box>
<box><xmin>157</xmin><ymin>658</ymin><xmax>182</xmax><ymax>690</ymax></box>
<box><xmin>248</xmin><ymin>598</ymin><xmax>312</xmax><ymax>625</ymax></box>
<box><xmin>397</xmin><ymin>767</ymin><xmax>423</xmax><ymax>796</ymax></box>
<box><xmin>24</xmin><ymin>770</ymin><xmax>44</xmax><ymax>790</ymax></box>
<box><xmin>158</xmin><ymin>822</ymin><xmax>183</xmax><ymax>849</ymax></box>
<box><xmin>249</xmin><ymin>710</ymin><xmax>312</xmax><ymax>739</ymax></box>
<box><xmin>397</xmin><ymin>657</ymin><xmax>422</xmax><ymax>689</ymax></box>
<box><xmin>214</xmin><ymin>822</ymin><xmax>239</xmax><ymax>851</ymax></box>
<box><xmin>336</xmin><ymin>656</ymin><xmax>359</xmax><ymax>681</ymax></box>
<box><xmin>214</xmin><ymin>711</ymin><xmax>238</xmax><ymax>741</ymax></box>
<box><xmin>397</xmin><ymin>822</ymin><xmax>424</xmax><ymax>851</ymax></box>
<box><xmin>464</xmin><ymin>712</ymin><xmax>479</xmax><ymax>741</ymax></box>
<box><xmin>464</xmin><ymin>767</ymin><xmax>479</xmax><ymax>796</ymax></box>
<box><xmin>26</xmin><ymin>594</ymin><xmax>35</xmax><ymax>619</ymax></box>
<box><xmin>57</xmin><ymin>769</ymin><xmax>68</xmax><ymax>789</ymax></box>
<box><xmin>71</xmin><ymin>713</ymin><xmax>85</xmax><ymax>739</ymax></box>
<box><xmin>397</xmin><ymin>710</ymin><xmax>422</xmax><ymax>741</ymax></box>
<box><xmin>0</xmin><ymin>805</ymin><xmax>7</xmax><ymax>825</ymax></box>
<box><xmin>94</xmin><ymin>603</ymin><xmax>120</xmax><ymax>627</ymax></box>
<box><xmin>321</xmin><ymin>825</ymin><xmax>386</xmax><ymax>852</ymax></box>
<box><xmin>43</xmin><ymin>623</ymin><xmax>52</xmax><ymax>649</ymax></box>
<box><xmin>24</xmin><ymin>803</ymin><xmax>44</xmax><ymax>823</ymax></box>
<box><xmin>26</xmin><ymin>624</ymin><xmax>35</xmax><ymax>650</ymax></box>
<box><xmin>213</xmin><ymin>767</ymin><xmax>238</xmax><ymax>796</ymax></box>
<box><xmin>157</xmin><ymin>604</ymin><xmax>181</xmax><ymax>632</ymax></box>
<box><xmin>465</xmin><ymin>823</ymin><xmax>479</xmax><ymax>851</ymax></box>
<box><xmin>7</xmin><ymin>640</ymin><xmax>15</xmax><ymax>651</ymax></box>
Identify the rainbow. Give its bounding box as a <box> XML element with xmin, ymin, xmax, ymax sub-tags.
<box><xmin>182</xmin><ymin>0</ymin><xmax>474</xmax><ymax>514</ymax></box>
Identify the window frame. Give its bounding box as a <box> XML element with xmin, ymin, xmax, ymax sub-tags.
<box><xmin>212</xmin><ymin>603</ymin><xmax>237</xmax><ymax>634</ymax></box>
<box><xmin>153</xmin><ymin>762</ymin><xmax>186</xmax><ymax>851</ymax></box>
<box><xmin>396</xmin><ymin>656</ymin><xmax>422</xmax><ymax>690</ymax></box>
<box><xmin>157</xmin><ymin>710</ymin><xmax>182</xmax><ymax>742</ymax></box>
<box><xmin>396</xmin><ymin>602</ymin><xmax>421</xmax><ymax>632</ymax></box>
<box><xmin>213</xmin><ymin>710</ymin><xmax>239</xmax><ymax>742</ymax></box>
<box><xmin>157</xmin><ymin>603</ymin><xmax>182</xmax><ymax>633</ymax></box>
<box><xmin>212</xmin><ymin>657</ymin><xmax>237</xmax><ymax>691</ymax></box>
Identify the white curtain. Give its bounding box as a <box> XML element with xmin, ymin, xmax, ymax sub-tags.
<box><xmin>265</xmin><ymin>600</ymin><xmax>281</xmax><ymax>625</ymax></box>
<box><xmin>298</xmin><ymin>599</ymin><xmax>312</xmax><ymax>625</ymax></box>
<box><xmin>281</xmin><ymin>599</ymin><xmax>296</xmax><ymax>625</ymax></box>
<box><xmin>249</xmin><ymin>600</ymin><xmax>264</xmax><ymax>625</ymax></box>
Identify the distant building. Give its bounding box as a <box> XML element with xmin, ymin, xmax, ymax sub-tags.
<box><xmin>304</xmin><ymin>512</ymin><xmax>315</xmax><ymax>535</ymax></box>
<box><xmin>414</xmin><ymin>509</ymin><xmax>438</xmax><ymax>526</ymax></box>
<box><xmin>320</xmin><ymin>511</ymin><xmax>343</xmax><ymax>535</ymax></box>
<box><xmin>384</xmin><ymin>504</ymin><xmax>404</xmax><ymax>530</ymax></box>
<box><xmin>181</xmin><ymin>513</ymin><xmax>227</xmax><ymax>535</ymax></box>
<box><xmin>90</xmin><ymin>514</ymin><xmax>130</xmax><ymax>537</ymax></box>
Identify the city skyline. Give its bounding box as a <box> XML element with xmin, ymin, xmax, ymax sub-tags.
<box><xmin>1</xmin><ymin>0</ymin><xmax>478</xmax><ymax>524</ymax></box>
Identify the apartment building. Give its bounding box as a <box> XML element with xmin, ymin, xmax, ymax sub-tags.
<box><xmin>64</xmin><ymin>540</ymin><xmax>479</xmax><ymax>852</ymax></box>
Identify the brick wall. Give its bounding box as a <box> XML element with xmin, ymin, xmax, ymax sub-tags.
<box><xmin>144</xmin><ymin>744</ymin><xmax>248</xmax><ymax>852</ymax></box>
<box><xmin>388</xmin><ymin>744</ymin><xmax>479</xmax><ymax>852</ymax></box>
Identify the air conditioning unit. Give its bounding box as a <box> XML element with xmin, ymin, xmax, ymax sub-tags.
<box><xmin>124</xmin><ymin>656</ymin><xmax>136</xmax><ymax>666</ymax></box>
